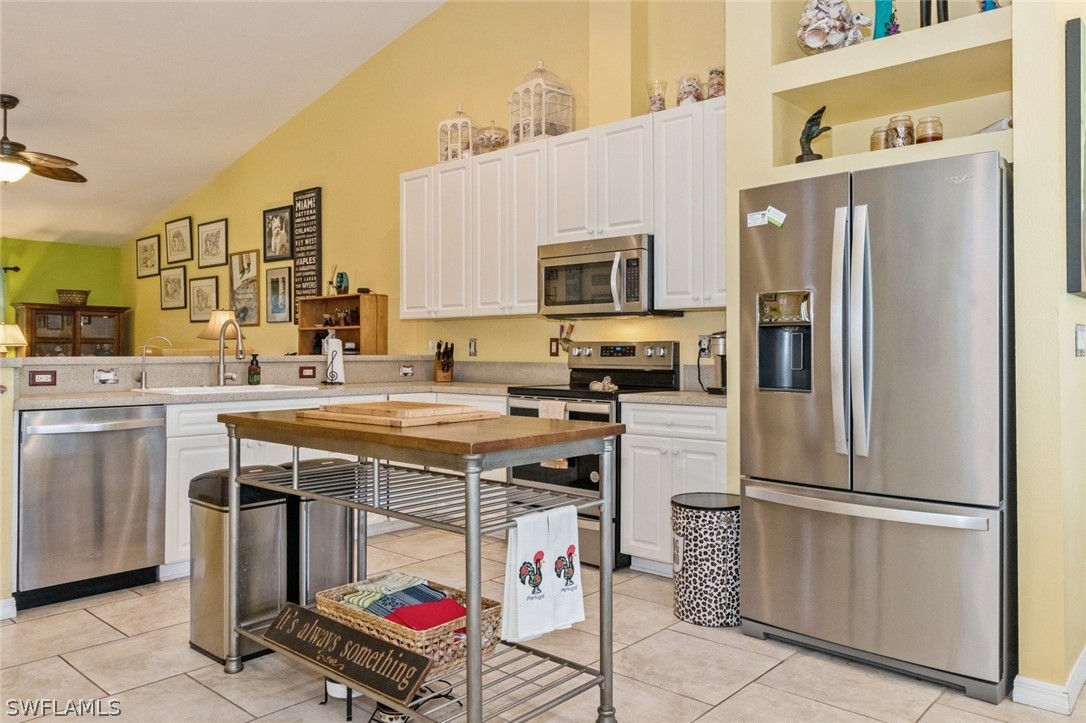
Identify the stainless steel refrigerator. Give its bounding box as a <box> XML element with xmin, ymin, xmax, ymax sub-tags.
<box><xmin>739</xmin><ymin>151</ymin><xmax>1015</xmax><ymax>703</ymax></box>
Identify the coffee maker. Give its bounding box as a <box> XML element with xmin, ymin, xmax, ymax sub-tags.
<box><xmin>706</xmin><ymin>331</ymin><xmax>726</xmax><ymax>395</ymax></box>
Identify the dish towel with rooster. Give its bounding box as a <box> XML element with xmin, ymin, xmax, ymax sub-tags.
<box><xmin>501</xmin><ymin>506</ymin><xmax>584</xmax><ymax>642</ymax></box>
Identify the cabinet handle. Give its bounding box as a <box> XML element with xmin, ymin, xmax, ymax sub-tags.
<box><xmin>665</xmin><ymin>418</ymin><xmax>674</xmax><ymax>426</ymax></box>
<box><xmin>659</xmin><ymin>447</ymin><xmax>668</xmax><ymax>455</ymax></box>
<box><xmin>671</xmin><ymin>448</ymin><xmax>680</xmax><ymax>455</ymax></box>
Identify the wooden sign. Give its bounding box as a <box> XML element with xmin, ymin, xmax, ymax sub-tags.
<box><xmin>292</xmin><ymin>187</ymin><xmax>323</xmax><ymax>319</ymax></box>
<box><xmin>264</xmin><ymin>604</ymin><xmax>432</xmax><ymax>705</ymax></box>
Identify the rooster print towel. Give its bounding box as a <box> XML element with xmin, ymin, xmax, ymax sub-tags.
<box><xmin>501</xmin><ymin>506</ymin><xmax>584</xmax><ymax>642</ymax></box>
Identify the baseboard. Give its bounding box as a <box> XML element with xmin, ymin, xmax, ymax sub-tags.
<box><xmin>629</xmin><ymin>557</ymin><xmax>673</xmax><ymax>577</ymax></box>
<box><xmin>1</xmin><ymin>596</ymin><xmax>15</xmax><ymax>620</ymax></box>
<box><xmin>158</xmin><ymin>561</ymin><xmax>190</xmax><ymax>581</ymax></box>
<box><xmin>1013</xmin><ymin>644</ymin><xmax>1086</xmax><ymax>715</ymax></box>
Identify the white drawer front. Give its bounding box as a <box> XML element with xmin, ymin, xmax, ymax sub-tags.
<box><xmin>166</xmin><ymin>397</ymin><xmax>322</xmax><ymax>437</ymax></box>
<box><xmin>621</xmin><ymin>402</ymin><xmax>726</xmax><ymax>441</ymax></box>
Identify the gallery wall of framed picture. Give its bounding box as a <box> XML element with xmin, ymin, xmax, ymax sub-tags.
<box><xmin>189</xmin><ymin>276</ymin><xmax>218</xmax><ymax>323</ymax></box>
<box><xmin>197</xmin><ymin>219</ymin><xmax>228</xmax><ymax>268</ymax></box>
<box><xmin>160</xmin><ymin>266</ymin><xmax>186</xmax><ymax>310</ymax></box>
<box><xmin>164</xmin><ymin>217</ymin><xmax>193</xmax><ymax>265</ymax></box>
<box><xmin>229</xmin><ymin>250</ymin><xmax>260</xmax><ymax>326</ymax></box>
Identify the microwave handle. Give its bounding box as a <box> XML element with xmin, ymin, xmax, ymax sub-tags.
<box><xmin>611</xmin><ymin>253</ymin><xmax>622</xmax><ymax>311</ymax></box>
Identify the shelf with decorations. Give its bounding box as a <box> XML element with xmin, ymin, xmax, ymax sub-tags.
<box><xmin>768</xmin><ymin>3</ymin><xmax>1012</xmax><ymax>168</ymax></box>
<box><xmin>295</xmin><ymin>292</ymin><xmax>388</xmax><ymax>356</ymax></box>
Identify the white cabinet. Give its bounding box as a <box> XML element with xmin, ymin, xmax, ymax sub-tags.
<box><xmin>546</xmin><ymin>116</ymin><xmax>653</xmax><ymax>244</ymax></box>
<box><xmin>619</xmin><ymin>403</ymin><xmax>727</xmax><ymax>567</ymax></box>
<box><xmin>653</xmin><ymin>96</ymin><xmax>727</xmax><ymax>310</ymax></box>
<box><xmin>399</xmin><ymin>159</ymin><xmax>472</xmax><ymax>319</ymax></box>
<box><xmin>472</xmin><ymin>142</ymin><xmax>545</xmax><ymax>316</ymax></box>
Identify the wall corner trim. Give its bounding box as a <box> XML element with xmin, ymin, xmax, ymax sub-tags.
<box><xmin>1013</xmin><ymin>645</ymin><xmax>1086</xmax><ymax>715</ymax></box>
<box><xmin>1</xmin><ymin>596</ymin><xmax>15</xmax><ymax>620</ymax></box>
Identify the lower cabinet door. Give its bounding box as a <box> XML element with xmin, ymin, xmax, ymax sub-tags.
<box><xmin>165</xmin><ymin>434</ymin><xmax>230</xmax><ymax>565</ymax></box>
<box><xmin>619</xmin><ymin>433</ymin><xmax>672</xmax><ymax>563</ymax></box>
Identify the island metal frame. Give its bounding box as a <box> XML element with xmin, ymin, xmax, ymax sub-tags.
<box><xmin>219</xmin><ymin>410</ymin><xmax>619</xmax><ymax>722</ymax></box>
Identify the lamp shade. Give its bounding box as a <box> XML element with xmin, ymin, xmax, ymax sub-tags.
<box><xmin>0</xmin><ymin>323</ymin><xmax>28</xmax><ymax>352</ymax></box>
<box><xmin>0</xmin><ymin>158</ymin><xmax>30</xmax><ymax>184</ymax></box>
<box><xmin>197</xmin><ymin>309</ymin><xmax>243</xmax><ymax>340</ymax></box>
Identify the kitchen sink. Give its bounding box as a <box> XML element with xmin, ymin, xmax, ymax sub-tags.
<box><xmin>133</xmin><ymin>384</ymin><xmax>321</xmax><ymax>395</ymax></box>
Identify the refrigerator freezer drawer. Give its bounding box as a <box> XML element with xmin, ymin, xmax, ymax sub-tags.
<box><xmin>741</xmin><ymin>479</ymin><xmax>1003</xmax><ymax>683</ymax></box>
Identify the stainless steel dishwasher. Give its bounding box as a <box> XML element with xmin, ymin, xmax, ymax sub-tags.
<box><xmin>18</xmin><ymin>406</ymin><xmax>166</xmax><ymax>600</ymax></box>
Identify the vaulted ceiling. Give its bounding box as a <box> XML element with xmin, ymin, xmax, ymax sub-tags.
<box><xmin>0</xmin><ymin>1</ymin><xmax>442</xmax><ymax>247</ymax></box>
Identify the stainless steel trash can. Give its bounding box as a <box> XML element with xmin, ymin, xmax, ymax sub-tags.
<box><xmin>189</xmin><ymin>464</ymin><xmax>286</xmax><ymax>663</ymax></box>
<box><xmin>275</xmin><ymin>457</ymin><xmax>360</xmax><ymax>604</ymax></box>
<box><xmin>671</xmin><ymin>492</ymin><xmax>741</xmax><ymax>627</ymax></box>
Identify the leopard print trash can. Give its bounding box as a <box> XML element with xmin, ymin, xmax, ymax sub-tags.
<box><xmin>671</xmin><ymin>492</ymin><xmax>741</xmax><ymax>627</ymax></box>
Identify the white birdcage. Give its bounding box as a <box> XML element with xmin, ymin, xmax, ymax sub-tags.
<box><xmin>437</xmin><ymin>106</ymin><xmax>478</xmax><ymax>163</ymax></box>
<box><xmin>508</xmin><ymin>60</ymin><xmax>573</xmax><ymax>144</ymax></box>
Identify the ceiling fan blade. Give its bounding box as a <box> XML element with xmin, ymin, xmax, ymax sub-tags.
<box><xmin>18</xmin><ymin>149</ymin><xmax>78</xmax><ymax>168</ymax></box>
<box><xmin>28</xmin><ymin>164</ymin><xmax>86</xmax><ymax>183</ymax></box>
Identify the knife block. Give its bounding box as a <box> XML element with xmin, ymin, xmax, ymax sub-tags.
<box><xmin>434</xmin><ymin>358</ymin><xmax>454</xmax><ymax>383</ymax></box>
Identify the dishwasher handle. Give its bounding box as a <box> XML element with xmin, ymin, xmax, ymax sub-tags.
<box><xmin>24</xmin><ymin>418</ymin><xmax>166</xmax><ymax>435</ymax></box>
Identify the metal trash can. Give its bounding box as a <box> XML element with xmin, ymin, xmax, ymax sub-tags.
<box><xmin>275</xmin><ymin>457</ymin><xmax>360</xmax><ymax>605</ymax></box>
<box><xmin>189</xmin><ymin>465</ymin><xmax>287</xmax><ymax>663</ymax></box>
<box><xmin>671</xmin><ymin>492</ymin><xmax>741</xmax><ymax>627</ymax></box>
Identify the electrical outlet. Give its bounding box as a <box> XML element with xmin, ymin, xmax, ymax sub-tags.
<box><xmin>399</xmin><ymin>364</ymin><xmax>414</xmax><ymax>377</ymax></box>
<box><xmin>468</xmin><ymin>338</ymin><xmax>477</xmax><ymax>357</ymax></box>
<box><xmin>298</xmin><ymin>366</ymin><xmax>317</xmax><ymax>379</ymax></box>
<box><xmin>29</xmin><ymin>370</ymin><xmax>56</xmax><ymax>386</ymax></box>
<box><xmin>429</xmin><ymin>340</ymin><xmax>438</xmax><ymax>353</ymax></box>
<box><xmin>1076</xmin><ymin>324</ymin><xmax>1085</xmax><ymax>357</ymax></box>
<box><xmin>698</xmin><ymin>335</ymin><xmax>711</xmax><ymax>358</ymax></box>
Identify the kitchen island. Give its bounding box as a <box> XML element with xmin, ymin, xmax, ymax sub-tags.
<box><xmin>217</xmin><ymin>408</ymin><xmax>624</xmax><ymax>722</ymax></box>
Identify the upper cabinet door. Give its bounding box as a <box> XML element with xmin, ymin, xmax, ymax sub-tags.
<box><xmin>472</xmin><ymin>150</ymin><xmax>507</xmax><ymax>316</ymax></box>
<box><xmin>702</xmin><ymin>97</ymin><xmax>727</xmax><ymax>308</ymax></box>
<box><xmin>547</xmin><ymin>128</ymin><xmax>596</xmax><ymax>244</ymax></box>
<box><xmin>399</xmin><ymin>167</ymin><xmax>434</xmax><ymax>319</ymax></box>
<box><xmin>653</xmin><ymin>103</ymin><xmax>704</xmax><ymax>310</ymax></box>
<box><xmin>506</xmin><ymin>142</ymin><xmax>547</xmax><ymax>315</ymax></box>
<box><xmin>597</xmin><ymin>115</ymin><xmax>653</xmax><ymax>238</ymax></box>
<box><xmin>433</xmin><ymin>159</ymin><xmax>472</xmax><ymax>317</ymax></box>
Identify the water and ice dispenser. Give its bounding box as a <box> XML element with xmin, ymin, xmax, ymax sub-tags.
<box><xmin>757</xmin><ymin>291</ymin><xmax>812</xmax><ymax>392</ymax></box>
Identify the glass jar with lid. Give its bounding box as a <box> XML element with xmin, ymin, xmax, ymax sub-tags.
<box><xmin>886</xmin><ymin>114</ymin><xmax>915</xmax><ymax>147</ymax></box>
<box><xmin>870</xmin><ymin>126</ymin><xmax>889</xmax><ymax>151</ymax></box>
<box><xmin>707</xmin><ymin>66</ymin><xmax>725</xmax><ymax>98</ymax></box>
<box><xmin>916</xmin><ymin>116</ymin><xmax>944</xmax><ymax>143</ymax></box>
<box><xmin>676</xmin><ymin>74</ymin><xmax>703</xmax><ymax>106</ymax></box>
<box><xmin>647</xmin><ymin>80</ymin><xmax>668</xmax><ymax>112</ymax></box>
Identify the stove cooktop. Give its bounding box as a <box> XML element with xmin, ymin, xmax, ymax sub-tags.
<box><xmin>505</xmin><ymin>383</ymin><xmax>676</xmax><ymax>402</ymax></box>
<box><xmin>507</xmin><ymin>340</ymin><xmax>681</xmax><ymax>401</ymax></box>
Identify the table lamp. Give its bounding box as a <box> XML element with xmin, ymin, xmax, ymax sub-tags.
<box><xmin>197</xmin><ymin>309</ymin><xmax>244</xmax><ymax>341</ymax></box>
<box><xmin>0</xmin><ymin>323</ymin><xmax>28</xmax><ymax>355</ymax></box>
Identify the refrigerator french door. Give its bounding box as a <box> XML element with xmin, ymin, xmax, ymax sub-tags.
<box><xmin>738</xmin><ymin>152</ymin><xmax>1014</xmax><ymax>703</ymax></box>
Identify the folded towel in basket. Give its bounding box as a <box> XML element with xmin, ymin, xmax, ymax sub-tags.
<box><xmin>364</xmin><ymin>583</ymin><xmax>447</xmax><ymax>618</ymax></box>
<box><xmin>343</xmin><ymin>571</ymin><xmax>427</xmax><ymax>609</ymax></box>
<box><xmin>387</xmin><ymin>597</ymin><xmax>467</xmax><ymax>631</ymax></box>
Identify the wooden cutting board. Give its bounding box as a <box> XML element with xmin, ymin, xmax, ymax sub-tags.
<box><xmin>297</xmin><ymin>408</ymin><xmax>501</xmax><ymax>427</ymax></box>
<box><xmin>319</xmin><ymin>401</ymin><xmax>480</xmax><ymax>418</ymax></box>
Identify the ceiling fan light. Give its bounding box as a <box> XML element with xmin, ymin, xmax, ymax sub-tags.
<box><xmin>0</xmin><ymin>157</ymin><xmax>30</xmax><ymax>183</ymax></box>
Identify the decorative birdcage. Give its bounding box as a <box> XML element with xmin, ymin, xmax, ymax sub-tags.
<box><xmin>437</xmin><ymin>106</ymin><xmax>478</xmax><ymax>163</ymax></box>
<box><xmin>508</xmin><ymin>60</ymin><xmax>573</xmax><ymax>144</ymax></box>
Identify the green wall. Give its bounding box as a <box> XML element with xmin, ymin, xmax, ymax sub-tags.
<box><xmin>1</xmin><ymin>237</ymin><xmax>126</xmax><ymax>322</ymax></box>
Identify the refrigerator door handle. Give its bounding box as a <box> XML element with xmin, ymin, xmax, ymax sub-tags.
<box><xmin>850</xmin><ymin>203</ymin><xmax>871</xmax><ymax>457</ymax></box>
<box><xmin>745</xmin><ymin>486</ymin><xmax>990</xmax><ymax>531</ymax></box>
<box><xmin>830</xmin><ymin>205</ymin><xmax>849</xmax><ymax>455</ymax></box>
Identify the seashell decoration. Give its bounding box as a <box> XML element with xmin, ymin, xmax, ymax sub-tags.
<box><xmin>796</xmin><ymin>0</ymin><xmax>873</xmax><ymax>55</ymax></box>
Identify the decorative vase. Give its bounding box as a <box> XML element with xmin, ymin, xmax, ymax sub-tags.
<box><xmin>334</xmin><ymin>271</ymin><xmax>349</xmax><ymax>294</ymax></box>
<box><xmin>796</xmin><ymin>0</ymin><xmax>873</xmax><ymax>54</ymax></box>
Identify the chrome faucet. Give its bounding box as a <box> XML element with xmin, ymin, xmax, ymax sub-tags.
<box><xmin>140</xmin><ymin>336</ymin><xmax>173</xmax><ymax>389</ymax></box>
<box><xmin>217</xmin><ymin>317</ymin><xmax>245</xmax><ymax>385</ymax></box>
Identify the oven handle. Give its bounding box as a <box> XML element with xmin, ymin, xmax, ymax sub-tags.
<box><xmin>507</xmin><ymin>397</ymin><xmax>616</xmax><ymax>418</ymax></box>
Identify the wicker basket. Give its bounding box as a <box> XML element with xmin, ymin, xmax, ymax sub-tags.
<box><xmin>316</xmin><ymin>579</ymin><xmax>502</xmax><ymax>676</ymax></box>
<box><xmin>56</xmin><ymin>289</ymin><xmax>90</xmax><ymax>306</ymax></box>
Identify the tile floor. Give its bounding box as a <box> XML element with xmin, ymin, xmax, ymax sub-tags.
<box><xmin>2</xmin><ymin>526</ymin><xmax>1082</xmax><ymax>722</ymax></box>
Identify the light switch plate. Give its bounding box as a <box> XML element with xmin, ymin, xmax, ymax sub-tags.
<box><xmin>399</xmin><ymin>364</ymin><xmax>414</xmax><ymax>377</ymax></box>
<box><xmin>468</xmin><ymin>338</ymin><xmax>477</xmax><ymax>357</ymax></box>
<box><xmin>1076</xmin><ymin>324</ymin><xmax>1085</xmax><ymax>357</ymax></box>
<box><xmin>93</xmin><ymin>368</ymin><xmax>119</xmax><ymax>384</ymax></box>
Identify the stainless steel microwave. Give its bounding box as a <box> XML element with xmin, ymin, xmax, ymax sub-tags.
<box><xmin>538</xmin><ymin>235</ymin><xmax>661</xmax><ymax>318</ymax></box>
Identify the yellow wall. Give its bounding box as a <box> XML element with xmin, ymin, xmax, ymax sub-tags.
<box><xmin>2</xmin><ymin>237</ymin><xmax>126</xmax><ymax>323</ymax></box>
<box><xmin>120</xmin><ymin>1</ymin><xmax>728</xmax><ymax>364</ymax></box>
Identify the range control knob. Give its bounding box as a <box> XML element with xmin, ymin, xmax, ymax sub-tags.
<box><xmin>643</xmin><ymin>347</ymin><xmax>655</xmax><ymax>357</ymax></box>
<box><xmin>582</xmin><ymin>347</ymin><xmax>593</xmax><ymax>357</ymax></box>
<box><xmin>571</xmin><ymin>347</ymin><xmax>581</xmax><ymax>357</ymax></box>
<box><xmin>656</xmin><ymin>346</ymin><xmax>668</xmax><ymax>358</ymax></box>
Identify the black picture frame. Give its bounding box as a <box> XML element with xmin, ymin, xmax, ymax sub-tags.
<box><xmin>197</xmin><ymin>218</ymin><xmax>229</xmax><ymax>268</ymax></box>
<box><xmin>266</xmin><ymin>266</ymin><xmax>292</xmax><ymax>323</ymax></box>
<box><xmin>135</xmin><ymin>235</ymin><xmax>160</xmax><ymax>278</ymax></box>
<box><xmin>164</xmin><ymin>216</ymin><xmax>193</xmax><ymax>264</ymax></box>
<box><xmin>189</xmin><ymin>276</ymin><xmax>219</xmax><ymax>323</ymax></box>
<box><xmin>160</xmin><ymin>266</ymin><xmax>187</xmax><ymax>310</ymax></box>
<box><xmin>1067</xmin><ymin>19</ymin><xmax>1086</xmax><ymax>297</ymax></box>
<box><xmin>263</xmin><ymin>206</ymin><xmax>293</xmax><ymax>262</ymax></box>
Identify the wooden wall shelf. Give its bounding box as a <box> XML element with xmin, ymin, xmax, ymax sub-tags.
<box><xmin>296</xmin><ymin>293</ymin><xmax>387</xmax><ymax>355</ymax></box>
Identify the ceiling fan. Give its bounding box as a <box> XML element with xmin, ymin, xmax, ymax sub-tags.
<box><xmin>0</xmin><ymin>94</ymin><xmax>86</xmax><ymax>184</ymax></box>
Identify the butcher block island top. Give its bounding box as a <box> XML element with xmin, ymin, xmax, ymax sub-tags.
<box><xmin>217</xmin><ymin>408</ymin><xmax>625</xmax><ymax>471</ymax></box>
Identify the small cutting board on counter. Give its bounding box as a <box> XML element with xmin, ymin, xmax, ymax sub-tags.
<box><xmin>297</xmin><ymin>400</ymin><xmax>501</xmax><ymax>427</ymax></box>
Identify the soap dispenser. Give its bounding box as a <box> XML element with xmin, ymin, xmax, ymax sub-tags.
<box><xmin>248</xmin><ymin>354</ymin><xmax>261</xmax><ymax>385</ymax></box>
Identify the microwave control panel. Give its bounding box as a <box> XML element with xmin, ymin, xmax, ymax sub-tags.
<box><xmin>624</xmin><ymin>258</ymin><xmax>641</xmax><ymax>302</ymax></box>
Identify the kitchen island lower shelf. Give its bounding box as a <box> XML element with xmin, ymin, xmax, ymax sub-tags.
<box><xmin>219</xmin><ymin>409</ymin><xmax>624</xmax><ymax>723</ymax></box>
